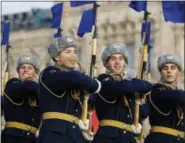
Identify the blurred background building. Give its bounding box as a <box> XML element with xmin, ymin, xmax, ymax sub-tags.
<box><xmin>1</xmin><ymin>1</ymin><xmax>184</xmax><ymax>87</ymax></box>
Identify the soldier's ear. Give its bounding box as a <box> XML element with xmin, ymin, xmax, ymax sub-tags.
<box><xmin>177</xmin><ymin>70</ymin><xmax>182</xmax><ymax>77</ymax></box>
<box><xmin>33</xmin><ymin>72</ymin><xmax>37</xmax><ymax>81</ymax></box>
<box><xmin>55</xmin><ymin>55</ymin><xmax>60</xmax><ymax>62</ymax></box>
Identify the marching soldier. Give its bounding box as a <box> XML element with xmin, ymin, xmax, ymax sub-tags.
<box><xmin>38</xmin><ymin>35</ymin><xmax>101</xmax><ymax>143</ymax></box>
<box><xmin>144</xmin><ymin>53</ymin><xmax>185</xmax><ymax>143</ymax></box>
<box><xmin>1</xmin><ymin>53</ymin><xmax>41</xmax><ymax>143</ymax></box>
<box><xmin>93</xmin><ymin>43</ymin><xmax>152</xmax><ymax>143</ymax></box>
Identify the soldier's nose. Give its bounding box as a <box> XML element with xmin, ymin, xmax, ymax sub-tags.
<box><xmin>72</xmin><ymin>52</ymin><xmax>77</xmax><ymax>57</ymax></box>
<box><xmin>167</xmin><ymin>69</ymin><xmax>172</xmax><ymax>73</ymax></box>
<box><xmin>24</xmin><ymin>68</ymin><xmax>29</xmax><ymax>72</ymax></box>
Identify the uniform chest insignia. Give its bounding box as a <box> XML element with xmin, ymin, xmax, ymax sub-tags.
<box><xmin>28</xmin><ymin>97</ymin><xmax>38</xmax><ymax>107</ymax></box>
<box><xmin>49</xmin><ymin>70</ymin><xmax>56</xmax><ymax>74</ymax></box>
<box><xmin>113</xmin><ymin>75</ymin><xmax>122</xmax><ymax>81</ymax></box>
<box><xmin>103</xmin><ymin>77</ymin><xmax>110</xmax><ymax>81</ymax></box>
<box><xmin>71</xmin><ymin>90</ymin><xmax>80</xmax><ymax>101</ymax></box>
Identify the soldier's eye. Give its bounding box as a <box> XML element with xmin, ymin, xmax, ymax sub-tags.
<box><xmin>20</xmin><ymin>66</ymin><xmax>26</xmax><ymax>69</ymax></box>
<box><xmin>110</xmin><ymin>57</ymin><xmax>115</xmax><ymax>61</ymax></box>
<box><xmin>28</xmin><ymin>67</ymin><xmax>34</xmax><ymax>70</ymax></box>
<box><xmin>65</xmin><ymin>50</ymin><xmax>71</xmax><ymax>53</ymax></box>
<box><xmin>162</xmin><ymin>67</ymin><xmax>168</xmax><ymax>70</ymax></box>
<box><xmin>119</xmin><ymin>57</ymin><xmax>124</xmax><ymax>60</ymax></box>
<box><xmin>171</xmin><ymin>66</ymin><xmax>177</xmax><ymax>70</ymax></box>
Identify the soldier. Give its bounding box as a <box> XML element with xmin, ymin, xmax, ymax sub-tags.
<box><xmin>93</xmin><ymin>43</ymin><xmax>152</xmax><ymax>143</ymax></box>
<box><xmin>144</xmin><ymin>53</ymin><xmax>185</xmax><ymax>143</ymax></box>
<box><xmin>38</xmin><ymin>35</ymin><xmax>101</xmax><ymax>143</ymax></box>
<box><xmin>1</xmin><ymin>53</ymin><xmax>41</xmax><ymax>143</ymax></box>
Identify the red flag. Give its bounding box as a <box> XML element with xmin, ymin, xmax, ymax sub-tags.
<box><xmin>91</xmin><ymin>110</ymin><xmax>99</xmax><ymax>133</ymax></box>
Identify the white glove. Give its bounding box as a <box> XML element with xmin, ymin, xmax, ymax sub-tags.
<box><xmin>132</xmin><ymin>123</ymin><xmax>142</xmax><ymax>135</ymax></box>
<box><xmin>35</xmin><ymin>130</ymin><xmax>39</xmax><ymax>138</ymax></box>
<box><xmin>123</xmin><ymin>68</ymin><xmax>137</xmax><ymax>80</ymax></box>
<box><xmin>82</xmin><ymin>131</ymin><xmax>94</xmax><ymax>141</ymax></box>
<box><xmin>78</xmin><ymin>119</ymin><xmax>89</xmax><ymax>131</ymax></box>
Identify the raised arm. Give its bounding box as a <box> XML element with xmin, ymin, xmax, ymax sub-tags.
<box><xmin>22</xmin><ymin>80</ymin><xmax>39</xmax><ymax>97</ymax></box>
<box><xmin>151</xmin><ymin>84</ymin><xmax>185</xmax><ymax>105</ymax></box>
<box><xmin>97</xmin><ymin>74</ymin><xmax>152</xmax><ymax>99</ymax></box>
<box><xmin>103</xmin><ymin>79</ymin><xmax>152</xmax><ymax>93</ymax></box>
<box><xmin>40</xmin><ymin>66</ymin><xmax>100</xmax><ymax>94</ymax></box>
<box><xmin>4</xmin><ymin>78</ymin><xmax>24</xmax><ymax>100</ymax></box>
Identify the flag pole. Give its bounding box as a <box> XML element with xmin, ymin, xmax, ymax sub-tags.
<box><xmin>80</xmin><ymin>2</ymin><xmax>100</xmax><ymax>140</ymax></box>
<box><xmin>2</xmin><ymin>21</ymin><xmax>11</xmax><ymax>95</ymax></box>
<box><xmin>135</xmin><ymin>11</ymin><xmax>152</xmax><ymax>143</ymax></box>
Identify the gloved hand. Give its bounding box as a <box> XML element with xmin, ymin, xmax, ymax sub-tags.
<box><xmin>78</xmin><ymin>119</ymin><xmax>89</xmax><ymax>131</ymax></box>
<box><xmin>123</xmin><ymin>68</ymin><xmax>137</xmax><ymax>80</ymax></box>
<box><xmin>82</xmin><ymin>131</ymin><xmax>94</xmax><ymax>141</ymax></box>
<box><xmin>132</xmin><ymin>123</ymin><xmax>142</xmax><ymax>135</ymax></box>
<box><xmin>35</xmin><ymin>130</ymin><xmax>39</xmax><ymax>138</ymax></box>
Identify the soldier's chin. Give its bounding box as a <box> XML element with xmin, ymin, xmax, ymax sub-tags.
<box><xmin>165</xmin><ymin>79</ymin><xmax>175</xmax><ymax>84</ymax></box>
<box><xmin>166</xmin><ymin>77</ymin><xmax>174</xmax><ymax>81</ymax></box>
<box><xmin>66</xmin><ymin>64</ymin><xmax>76</xmax><ymax>70</ymax></box>
<box><xmin>20</xmin><ymin>76</ymin><xmax>32</xmax><ymax>80</ymax></box>
<box><xmin>63</xmin><ymin>61</ymin><xmax>75</xmax><ymax>69</ymax></box>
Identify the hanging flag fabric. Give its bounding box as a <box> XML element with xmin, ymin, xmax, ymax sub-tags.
<box><xmin>77</xmin><ymin>8</ymin><xmax>95</xmax><ymax>37</ymax></box>
<box><xmin>91</xmin><ymin>110</ymin><xmax>99</xmax><ymax>133</ymax></box>
<box><xmin>129</xmin><ymin>0</ymin><xmax>147</xmax><ymax>12</ymax></box>
<box><xmin>141</xmin><ymin>22</ymin><xmax>151</xmax><ymax>45</ymax></box>
<box><xmin>70</xmin><ymin>1</ymin><xmax>95</xmax><ymax>7</ymax></box>
<box><xmin>53</xmin><ymin>32</ymin><xmax>62</xmax><ymax>38</ymax></box>
<box><xmin>162</xmin><ymin>1</ymin><xmax>185</xmax><ymax>23</ymax></box>
<box><xmin>1</xmin><ymin>21</ymin><xmax>10</xmax><ymax>46</ymax></box>
<box><xmin>51</xmin><ymin>3</ymin><xmax>63</xmax><ymax>28</ymax></box>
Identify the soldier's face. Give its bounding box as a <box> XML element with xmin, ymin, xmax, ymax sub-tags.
<box><xmin>160</xmin><ymin>63</ymin><xmax>180</xmax><ymax>85</ymax></box>
<box><xmin>106</xmin><ymin>54</ymin><xmax>126</xmax><ymax>74</ymax></box>
<box><xmin>55</xmin><ymin>47</ymin><xmax>78</xmax><ymax>69</ymax></box>
<box><xmin>18</xmin><ymin>64</ymin><xmax>37</xmax><ymax>81</ymax></box>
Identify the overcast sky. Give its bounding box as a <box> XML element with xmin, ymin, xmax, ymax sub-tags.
<box><xmin>2</xmin><ymin>1</ymin><xmax>54</xmax><ymax>15</ymax></box>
